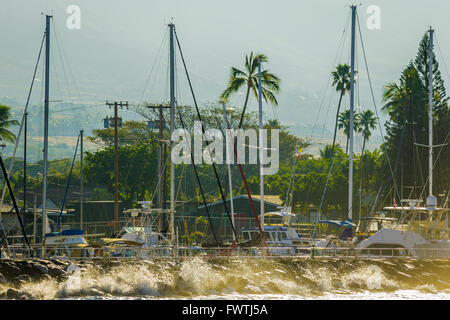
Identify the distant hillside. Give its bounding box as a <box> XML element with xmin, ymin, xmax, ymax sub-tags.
<box><xmin>0</xmin><ymin>96</ymin><xmax>384</xmax><ymax>162</ymax></box>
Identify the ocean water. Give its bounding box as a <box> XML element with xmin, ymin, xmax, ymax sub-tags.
<box><xmin>1</xmin><ymin>258</ymin><xmax>449</xmax><ymax>300</ymax></box>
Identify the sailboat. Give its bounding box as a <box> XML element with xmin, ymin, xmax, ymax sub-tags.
<box><xmin>356</xmin><ymin>28</ymin><xmax>450</xmax><ymax>258</ymax></box>
<box><xmin>36</xmin><ymin>15</ymin><xmax>92</xmax><ymax>258</ymax></box>
<box><xmin>243</xmin><ymin>5</ymin><xmax>362</xmax><ymax>256</ymax></box>
<box><xmin>0</xmin><ymin>16</ymin><xmax>92</xmax><ymax>259</ymax></box>
<box><xmin>115</xmin><ymin>22</ymin><xmax>190</xmax><ymax>257</ymax></box>
<box><xmin>234</xmin><ymin>59</ymin><xmax>327</xmax><ymax>256</ymax></box>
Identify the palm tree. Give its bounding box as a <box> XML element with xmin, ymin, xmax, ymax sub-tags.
<box><xmin>0</xmin><ymin>104</ymin><xmax>19</xmax><ymax>144</ymax></box>
<box><xmin>359</xmin><ymin>109</ymin><xmax>377</xmax><ymax>157</ymax></box>
<box><xmin>358</xmin><ymin>109</ymin><xmax>377</xmax><ymax>213</ymax></box>
<box><xmin>338</xmin><ymin>109</ymin><xmax>361</xmax><ymax>154</ymax></box>
<box><xmin>220</xmin><ymin>52</ymin><xmax>280</xmax><ymax>128</ymax></box>
<box><xmin>331</xmin><ymin>64</ymin><xmax>355</xmax><ymax>151</ymax></box>
<box><xmin>320</xmin><ymin>144</ymin><xmax>343</xmax><ymax>160</ymax></box>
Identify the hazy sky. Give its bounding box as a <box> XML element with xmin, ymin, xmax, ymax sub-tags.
<box><xmin>1</xmin><ymin>0</ymin><xmax>449</xmax><ymax>132</ymax></box>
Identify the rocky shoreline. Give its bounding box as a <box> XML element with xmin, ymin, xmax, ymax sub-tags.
<box><xmin>0</xmin><ymin>258</ymin><xmax>136</xmax><ymax>299</ymax></box>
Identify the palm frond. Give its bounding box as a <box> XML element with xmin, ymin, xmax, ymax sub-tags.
<box><xmin>230</xmin><ymin>67</ymin><xmax>248</xmax><ymax>79</ymax></box>
<box><xmin>245</xmin><ymin>52</ymin><xmax>253</xmax><ymax>74</ymax></box>
<box><xmin>250</xmin><ymin>53</ymin><xmax>268</xmax><ymax>74</ymax></box>
<box><xmin>220</xmin><ymin>77</ymin><xmax>246</xmax><ymax>101</ymax></box>
<box><xmin>261</xmin><ymin>78</ymin><xmax>280</xmax><ymax>93</ymax></box>
<box><xmin>262</xmin><ymin>88</ymin><xmax>278</xmax><ymax>106</ymax></box>
<box><xmin>0</xmin><ymin>128</ymin><xmax>16</xmax><ymax>143</ymax></box>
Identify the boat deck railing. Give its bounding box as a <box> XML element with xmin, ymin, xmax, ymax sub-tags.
<box><xmin>2</xmin><ymin>245</ymin><xmax>450</xmax><ymax>260</ymax></box>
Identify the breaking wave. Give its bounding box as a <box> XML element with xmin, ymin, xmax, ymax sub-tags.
<box><xmin>1</xmin><ymin>258</ymin><xmax>449</xmax><ymax>299</ymax></box>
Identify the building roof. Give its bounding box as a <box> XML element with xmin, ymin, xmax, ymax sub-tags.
<box><xmin>38</xmin><ymin>198</ymin><xmax>58</xmax><ymax>209</ymax></box>
<box><xmin>0</xmin><ymin>204</ymin><xmax>13</xmax><ymax>213</ymax></box>
<box><xmin>251</xmin><ymin>195</ymin><xmax>283</xmax><ymax>206</ymax></box>
<box><xmin>198</xmin><ymin>195</ymin><xmax>282</xmax><ymax>209</ymax></box>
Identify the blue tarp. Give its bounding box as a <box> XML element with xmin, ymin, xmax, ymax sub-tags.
<box><xmin>318</xmin><ymin>220</ymin><xmax>356</xmax><ymax>228</ymax></box>
<box><xmin>46</xmin><ymin>229</ymin><xmax>84</xmax><ymax>237</ymax></box>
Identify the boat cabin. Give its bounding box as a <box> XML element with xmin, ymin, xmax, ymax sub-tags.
<box><xmin>241</xmin><ymin>225</ymin><xmax>300</xmax><ymax>245</ymax></box>
<box><xmin>355</xmin><ymin>215</ymin><xmax>398</xmax><ymax>238</ymax></box>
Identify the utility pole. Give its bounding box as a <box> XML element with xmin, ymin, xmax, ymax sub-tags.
<box><xmin>80</xmin><ymin>129</ymin><xmax>84</xmax><ymax>230</ymax></box>
<box><xmin>145</xmin><ymin>104</ymin><xmax>171</xmax><ymax>209</ymax></box>
<box><xmin>105</xmin><ymin>100</ymin><xmax>128</xmax><ymax>234</ymax></box>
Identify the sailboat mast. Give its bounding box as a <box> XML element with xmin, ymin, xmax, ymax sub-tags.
<box><xmin>42</xmin><ymin>14</ymin><xmax>51</xmax><ymax>257</ymax></box>
<box><xmin>348</xmin><ymin>5</ymin><xmax>356</xmax><ymax>223</ymax></box>
<box><xmin>158</xmin><ymin>106</ymin><xmax>163</xmax><ymax>208</ymax></box>
<box><xmin>80</xmin><ymin>129</ymin><xmax>84</xmax><ymax>230</ymax></box>
<box><xmin>222</xmin><ymin>101</ymin><xmax>236</xmax><ymax>240</ymax></box>
<box><xmin>23</xmin><ymin>112</ymin><xmax>27</xmax><ymax>215</ymax></box>
<box><xmin>169</xmin><ymin>23</ymin><xmax>176</xmax><ymax>245</ymax></box>
<box><xmin>258</xmin><ymin>59</ymin><xmax>264</xmax><ymax>230</ymax></box>
<box><xmin>428</xmin><ymin>27</ymin><xmax>434</xmax><ymax>197</ymax></box>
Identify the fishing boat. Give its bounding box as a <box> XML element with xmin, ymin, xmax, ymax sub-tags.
<box><xmin>116</xmin><ymin>202</ymin><xmax>173</xmax><ymax>257</ymax></box>
<box><xmin>239</xmin><ymin>209</ymin><xmax>355</xmax><ymax>256</ymax></box>
<box><xmin>357</xmin><ymin>199</ymin><xmax>449</xmax><ymax>258</ymax></box>
<box><xmin>120</xmin><ymin>202</ymin><xmax>169</xmax><ymax>245</ymax></box>
<box><xmin>240</xmin><ymin>224</ymin><xmax>321</xmax><ymax>255</ymax></box>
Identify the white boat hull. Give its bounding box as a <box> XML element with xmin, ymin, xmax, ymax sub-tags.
<box><xmin>357</xmin><ymin>228</ymin><xmax>450</xmax><ymax>258</ymax></box>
